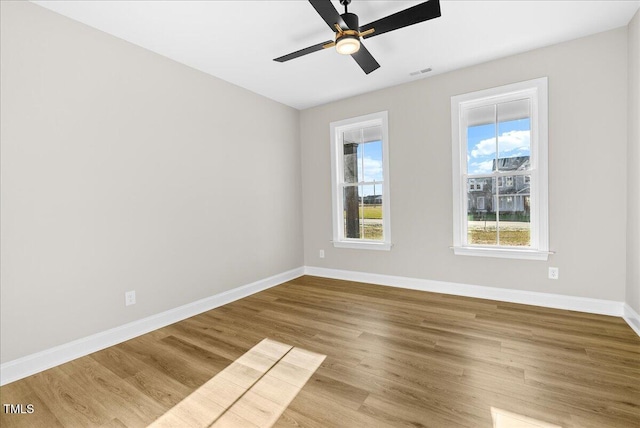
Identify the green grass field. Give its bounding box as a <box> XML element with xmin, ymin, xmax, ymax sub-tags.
<box><xmin>359</xmin><ymin>205</ymin><xmax>382</xmax><ymax>219</ymax></box>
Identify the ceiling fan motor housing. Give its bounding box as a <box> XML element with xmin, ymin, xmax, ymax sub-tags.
<box><xmin>341</xmin><ymin>12</ymin><xmax>359</xmax><ymax>31</ymax></box>
<box><xmin>335</xmin><ymin>12</ymin><xmax>361</xmax><ymax>55</ymax></box>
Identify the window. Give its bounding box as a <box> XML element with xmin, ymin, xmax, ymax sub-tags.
<box><xmin>451</xmin><ymin>78</ymin><xmax>549</xmax><ymax>260</ymax></box>
<box><xmin>330</xmin><ymin>111</ymin><xmax>391</xmax><ymax>250</ymax></box>
<box><xmin>469</xmin><ymin>181</ymin><xmax>483</xmax><ymax>192</ymax></box>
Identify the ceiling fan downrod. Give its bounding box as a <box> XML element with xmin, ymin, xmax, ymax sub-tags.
<box><xmin>340</xmin><ymin>0</ymin><xmax>351</xmax><ymax>15</ymax></box>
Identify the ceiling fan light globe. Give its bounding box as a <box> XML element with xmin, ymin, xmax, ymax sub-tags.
<box><xmin>336</xmin><ymin>36</ymin><xmax>360</xmax><ymax>55</ymax></box>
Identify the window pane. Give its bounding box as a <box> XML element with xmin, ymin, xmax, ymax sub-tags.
<box><xmin>360</xmin><ymin>184</ymin><xmax>383</xmax><ymax>240</ymax></box>
<box><xmin>343</xmin><ymin>185</ymin><xmax>360</xmax><ymax>238</ymax></box>
<box><xmin>497</xmin><ymin>99</ymin><xmax>531</xmax><ymax>172</ymax></box>
<box><xmin>497</xmin><ymin>175</ymin><xmax>531</xmax><ymax>246</ymax></box>
<box><xmin>497</xmin><ymin>197</ymin><xmax>530</xmax><ymax>246</ymax></box>
<box><xmin>467</xmin><ymin>177</ymin><xmax>496</xmax><ymax>245</ymax></box>
<box><xmin>358</xmin><ymin>139</ymin><xmax>383</xmax><ymax>183</ymax></box>
<box><xmin>343</xmin><ymin>126</ymin><xmax>383</xmax><ymax>184</ymax></box>
<box><xmin>466</xmin><ymin>105</ymin><xmax>497</xmax><ymax>175</ymax></box>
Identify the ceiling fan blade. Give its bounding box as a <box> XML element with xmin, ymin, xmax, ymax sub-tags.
<box><xmin>351</xmin><ymin>43</ymin><xmax>380</xmax><ymax>74</ymax></box>
<box><xmin>360</xmin><ymin>0</ymin><xmax>441</xmax><ymax>39</ymax></box>
<box><xmin>308</xmin><ymin>0</ymin><xmax>347</xmax><ymax>31</ymax></box>
<box><xmin>274</xmin><ymin>40</ymin><xmax>334</xmax><ymax>62</ymax></box>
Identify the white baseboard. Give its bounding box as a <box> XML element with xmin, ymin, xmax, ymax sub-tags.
<box><xmin>3</xmin><ymin>266</ymin><xmax>637</xmax><ymax>386</ymax></box>
<box><xmin>623</xmin><ymin>303</ymin><xmax>640</xmax><ymax>336</ymax></box>
<box><xmin>304</xmin><ymin>266</ymin><xmax>628</xmax><ymax>318</ymax></box>
<box><xmin>0</xmin><ymin>267</ymin><xmax>304</xmax><ymax>386</ymax></box>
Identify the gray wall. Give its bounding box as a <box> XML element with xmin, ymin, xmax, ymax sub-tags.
<box><xmin>301</xmin><ymin>28</ymin><xmax>629</xmax><ymax>302</ymax></box>
<box><xmin>628</xmin><ymin>10</ymin><xmax>640</xmax><ymax>314</ymax></box>
<box><xmin>0</xmin><ymin>2</ymin><xmax>303</xmax><ymax>363</ymax></box>
<box><xmin>1</xmin><ymin>1</ymin><xmax>636</xmax><ymax>366</ymax></box>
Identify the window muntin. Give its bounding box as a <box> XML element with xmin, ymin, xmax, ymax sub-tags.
<box><xmin>451</xmin><ymin>78</ymin><xmax>548</xmax><ymax>260</ymax></box>
<box><xmin>331</xmin><ymin>112</ymin><xmax>391</xmax><ymax>250</ymax></box>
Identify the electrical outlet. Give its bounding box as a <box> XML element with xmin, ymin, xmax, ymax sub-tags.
<box><xmin>319</xmin><ymin>249</ymin><xmax>325</xmax><ymax>259</ymax></box>
<box><xmin>125</xmin><ymin>290</ymin><xmax>136</xmax><ymax>306</ymax></box>
<box><xmin>548</xmin><ymin>267</ymin><xmax>559</xmax><ymax>280</ymax></box>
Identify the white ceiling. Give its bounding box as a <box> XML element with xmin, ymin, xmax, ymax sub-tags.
<box><xmin>32</xmin><ymin>0</ymin><xmax>639</xmax><ymax>110</ymax></box>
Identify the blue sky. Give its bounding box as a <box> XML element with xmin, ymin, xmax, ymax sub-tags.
<box><xmin>356</xmin><ymin>140</ymin><xmax>383</xmax><ymax>196</ymax></box>
<box><xmin>356</xmin><ymin>140</ymin><xmax>383</xmax><ymax>182</ymax></box>
<box><xmin>467</xmin><ymin>119</ymin><xmax>531</xmax><ymax>175</ymax></box>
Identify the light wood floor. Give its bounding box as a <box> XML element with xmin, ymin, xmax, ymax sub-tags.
<box><xmin>1</xmin><ymin>276</ymin><xmax>639</xmax><ymax>427</ymax></box>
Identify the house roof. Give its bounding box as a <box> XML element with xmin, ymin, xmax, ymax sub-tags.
<box><xmin>493</xmin><ymin>156</ymin><xmax>530</xmax><ymax>171</ymax></box>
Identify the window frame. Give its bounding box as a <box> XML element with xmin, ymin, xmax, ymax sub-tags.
<box><xmin>451</xmin><ymin>77</ymin><xmax>549</xmax><ymax>260</ymax></box>
<box><xmin>330</xmin><ymin>111</ymin><xmax>391</xmax><ymax>251</ymax></box>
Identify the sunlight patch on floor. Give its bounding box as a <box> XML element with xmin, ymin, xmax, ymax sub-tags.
<box><xmin>149</xmin><ymin>338</ymin><xmax>326</xmax><ymax>428</ymax></box>
<box><xmin>491</xmin><ymin>407</ymin><xmax>562</xmax><ymax>428</ymax></box>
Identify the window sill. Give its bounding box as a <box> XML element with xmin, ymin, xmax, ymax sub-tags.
<box><xmin>452</xmin><ymin>246</ymin><xmax>551</xmax><ymax>260</ymax></box>
<box><xmin>333</xmin><ymin>241</ymin><xmax>392</xmax><ymax>251</ymax></box>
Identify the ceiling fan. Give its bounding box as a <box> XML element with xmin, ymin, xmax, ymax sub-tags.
<box><xmin>274</xmin><ymin>0</ymin><xmax>441</xmax><ymax>74</ymax></box>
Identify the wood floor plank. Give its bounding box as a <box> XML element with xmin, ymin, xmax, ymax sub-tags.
<box><xmin>360</xmin><ymin>392</ymin><xmax>481</xmax><ymax>428</ymax></box>
<box><xmin>227</xmin><ymin>390</ymin><xmax>284</xmax><ymax>427</ymax></box>
<box><xmin>250</xmin><ymin>375</ymin><xmax>301</xmax><ymax>408</ymax></box>
<box><xmin>0</xmin><ymin>379</ymin><xmax>64</xmax><ymax>428</ymax></box>
<box><xmin>88</xmin><ymin>345</ymin><xmax>148</xmax><ymax>379</ymax></box>
<box><xmin>24</xmin><ymin>368</ymin><xmax>113</xmax><ymax>427</ymax></box>
<box><xmin>161</xmin><ymin>318</ymin><xmax>258</xmax><ymax>362</ymax></box>
<box><xmin>196</xmin><ymin>374</ymin><xmax>246</xmax><ymax>409</ymax></box>
<box><xmin>147</xmin><ymin>387</ymin><xmax>226</xmax><ymax>428</ymax></box>
<box><xmin>211</xmin><ymin>409</ymin><xmax>259</xmax><ymax>428</ymax></box>
<box><xmin>118</xmin><ymin>335</ymin><xmax>216</xmax><ymax>389</ymax></box>
<box><xmin>98</xmin><ymin>418</ymin><xmax>128</xmax><ymax>428</ymax></box>
<box><xmin>292</xmin><ymin>372</ymin><xmax>370</xmax><ymax>411</ymax></box>
<box><xmin>57</xmin><ymin>358</ymin><xmax>165</xmax><ymax>426</ymax></box>
<box><xmin>285</xmin><ymin>388</ymin><xmax>397</xmax><ymax>428</ymax></box>
<box><xmin>1</xmin><ymin>275</ymin><xmax>638</xmax><ymax>428</ymax></box>
<box><xmin>124</xmin><ymin>366</ymin><xmax>193</xmax><ymax>409</ymax></box>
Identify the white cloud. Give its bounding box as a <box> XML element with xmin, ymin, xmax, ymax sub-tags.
<box><xmin>358</xmin><ymin>156</ymin><xmax>383</xmax><ymax>182</ymax></box>
<box><xmin>469</xmin><ymin>160</ymin><xmax>494</xmax><ymax>174</ymax></box>
<box><xmin>470</xmin><ymin>130</ymin><xmax>530</xmax><ymax>158</ymax></box>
